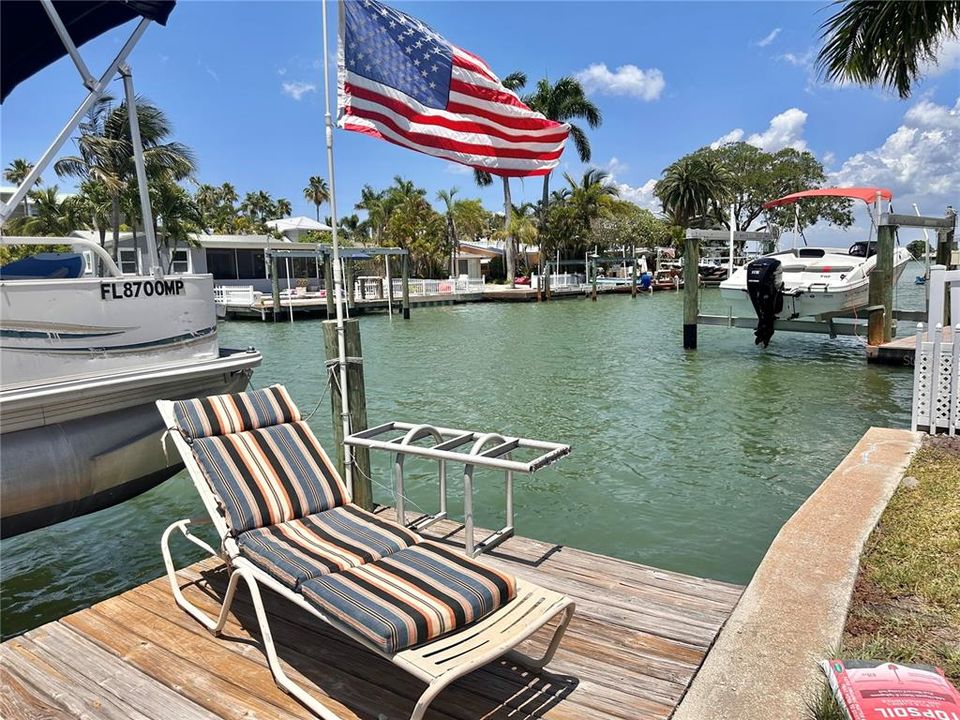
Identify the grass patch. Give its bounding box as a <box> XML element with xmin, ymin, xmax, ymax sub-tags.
<box><xmin>807</xmin><ymin>437</ymin><xmax>960</xmax><ymax>720</ymax></box>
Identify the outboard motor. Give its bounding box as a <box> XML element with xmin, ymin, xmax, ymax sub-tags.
<box><xmin>746</xmin><ymin>257</ymin><xmax>784</xmax><ymax>347</ymax></box>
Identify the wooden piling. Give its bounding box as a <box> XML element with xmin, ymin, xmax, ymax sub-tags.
<box><xmin>630</xmin><ymin>250</ymin><xmax>638</xmax><ymax>299</ymax></box>
<box><xmin>683</xmin><ymin>235</ymin><xmax>699</xmax><ymax>349</ymax></box>
<box><xmin>321</xmin><ymin>319</ymin><xmax>373</xmax><ymax>510</ymax></box>
<box><xmin>590</xmin><ymin>259</ymin><xmax>597</xmax><ymax>301</ymax></box>
<box><xmin>270</xmin><ymin>254</ymin><xmax>281</xmax><ymax>322</ymax></box>
<box><xmin>936</xmin><ymin>207</ymin><xmax>956</xmax><ymax>268</ymax></box>
<box><xmin>345</xmin><ymin>260</ymin><xmax>355</xmax><ymax>311</ymax></box>
<box><xmin>323</xmin><ymin>255</ymin><xmax>335</xmax><ymax>318</ymax></box>
<box><xmin>401</xmin><ymin>252</ymin><xmax>411</xmax><ymax>319</ymax></box>
<box><xmin>867</xmin><ymin>223</ymin><xmax>895</xmax><ymax>345</ymax></box>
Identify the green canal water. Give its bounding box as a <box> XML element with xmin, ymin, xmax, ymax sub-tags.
<box><xmin>0</xmin><ymin>265</ymin><xmax>927</xmax><ymax>638</ymax></box>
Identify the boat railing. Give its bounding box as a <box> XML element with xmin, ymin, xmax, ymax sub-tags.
<box><xmin>530</xmin><ymin>273</ymin><xmax>585</xmax><ymax>290</ymax></box>
<box><xmin>0</xmin><ymin>235</ymin><xmax>124</xmax><ymax>278</ymax></box>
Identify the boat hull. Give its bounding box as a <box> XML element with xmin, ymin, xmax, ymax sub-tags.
<box><xmin>0</xmin><ymin>348</ymin><xmax>260</xmax><ymax>538</ymax></box>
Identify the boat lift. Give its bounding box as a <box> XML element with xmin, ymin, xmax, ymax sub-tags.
<box><xmin>684</xmin><ymin>206</ymin><xmax>957</xmax><ymax>352</ymax></box>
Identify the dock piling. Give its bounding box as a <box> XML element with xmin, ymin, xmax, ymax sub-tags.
<box><xmin>630</xmin><ymin>250</ymin><xmax>637</xmax><ymax>299</ymax></box>
<box><xmin>345</xmin><ymin>260</ymin><xmax>355</xmax><ymax>311</ymax></box>
<box><xmin>322</xmin><ymin>319</ymin><xmax>373</xmax><ymax>509</ymax></box>
<box><xmin>868</xmin><ymin>223</ymin><xmax>896</xmax><ymax>344</ymax></box>
<box><xmin>323</xmin><ymin>254</ymin><xmax>335</xmax><ymax>318</ymax></box>
<box><xmin>683</xmin><ymin>235</ymin><xmax>699</xmax><ymax>349</ymax></box>
<box><xmin>936</xmin><ymin>206</ymin><xmax>956</xmax><ymax>268</ymax></box>
<box><xmin>401</xmin><ymin>252</ymin><xmax>411</xmax><ymax>319</ymax></box>
<box><xmin>270</xmin><ymin>254</ymin><xmax>280</xmax><ymax>322</ymax></box>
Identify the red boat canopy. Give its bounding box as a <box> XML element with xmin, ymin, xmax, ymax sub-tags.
<box><xmin>763</xmin><ymin>187</ymin><xmax>893</xmax><ymax>209</ymax></box>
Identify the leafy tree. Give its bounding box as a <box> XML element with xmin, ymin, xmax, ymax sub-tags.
<box><xmin>907</xmin><ymin>238</ymin><xmax>929</xmax><ymax>259</ymax></box>
<box><xmin>383</xmin><ymin>195</ymin><xmax>447</xmax><ymax>277</ymax></box>
<box><xmin>690</xmin><ymin>143</ymin><xmax>853</xmax><ymax>233</ymax></box>
<box><xmin>304</xmin><ymin>176</ymin><xmax>329</xmax><ymax>222</ymax></box>
<box><xmin>817</xmin><ymin>0</ymin><xmax>960</xmax><ymax>98</ymax></box>
<box><xmin>4</xmin><ymin>158</ymin><xmax>41</xmax><ymax>217</ymax></box>
<box><xmin>523</xmin><ymin>76</ymin><xmax>602</xmax><ymax>216</ymax></box>
<box><xmin>55</xmin><ymin>96</ymin><xmax>196</xmax><ymax>260</ymax></box>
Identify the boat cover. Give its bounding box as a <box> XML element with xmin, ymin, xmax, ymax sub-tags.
<box><xmin>763</xmin><ymin>187</ymin><xmax>893</xmax><ymax>209</ymax></box>
<box><xmin>1</xmin><ymin>1</ymin><xmax>176</xmax><ymax>102</ymax></box>
<box><xmin>0</xmin><ymin>253</ymin><xmax>85</xmax><ymax>279</ymax></box>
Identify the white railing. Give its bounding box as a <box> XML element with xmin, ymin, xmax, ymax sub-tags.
<box><xmin>389</xmin><ymin>277</ymin><xmax>485</xmax><ymax>296</ymax></box>
<box><xmin>530</xmin><ymin>273</ymin><xmax>584</xmax><ymax>290</ymax></box>
<box><xmin>912</xmin><ymin>265</ymin><xmax>960</xmax><ymax>435</ymax></box>
<box><xmin>214</xmin><ymin>285</ymin><xmax>260</xmax><ymax>307</ymax></box>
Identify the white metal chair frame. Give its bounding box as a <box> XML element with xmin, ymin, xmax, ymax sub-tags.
<box><xmin>157</xmin><ymin>401</ymin><xmax>575</xmax><ymax>720</ymax></box>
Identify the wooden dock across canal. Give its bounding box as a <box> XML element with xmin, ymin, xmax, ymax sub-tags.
<box><xmin>1</xmin><ymin>511</ymin><xmax>743</xmax><ymax>720</ymax></box>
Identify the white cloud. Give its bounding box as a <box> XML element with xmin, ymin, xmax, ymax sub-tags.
<box><xmin>822</xmin><ymin>151</ymin><xmax>836</xmax><ymax>168</ymax></box>
<box><xmin>281</xmin><ymin>81</ymin><xmax>317</xmax><ymax>101</ymax></box>
<box><xmin>710</xmin><ymin>128</ymin><xmax>745</xmax><ymax>149</ymax></box>
<box><xmin>616</xmin><ymin>178</ymin><xmax>660</xmax><ymax>212</ymax></box>
<box><xmin>922</xmin><ymin>37</ymin><xmax>960</xmax><ymax>77</ymax></box>
<box><xmin>574</xmin><ymin>63</ymin><xmax>665</xmax><ymax>101</ymax></box>
<box><xmin>830</xmin><ymin>96</ymin><xmax>960</xmax><ymax>205</ymax></box>
<box><xmin>754</xmin><ymin>28</ymin><xmax>781</xmax><ymax>48</ymax></box>
<box><xmin>778</xmin><ymin>48</ymin><xmax>815</xmax><ymax>69</ymax></box>
<box><xmin>604</xmin><ymin>156</ymin><xmax>629</xmax><ymax>175</ymax></box>
<box><xmin>746</xmin><ymin>108</ymin><xmax>808</xmax><ymax>151</ymax></box>
<box><xmin>277</xmin><ymin>67</ymin><xmax>287</xmax><ymax>76</ymax></box>
<box><xmin>444</xmin><ymin>162</ymin><xmax>472</xmax><ymax>176</ymax></box>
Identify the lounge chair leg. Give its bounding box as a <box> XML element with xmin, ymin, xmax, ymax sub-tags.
<box><xmin>409</xmin><ymin>680</ymin><xmax>445</xmax><ymax>720</ymax></box>
<box><xmin>505</xmin><ymin>603</ymin><xmax>576</xmax><ymax>671</ymax></box>
<box><xmin>234</xmin><ymin>568</ymin><xmax>345</xmax><ymax>720</ymax></box>
<box><xmin>161</xmin><ymin>519</ymin><xmax>239</xmax><ymax>636</ymax></box>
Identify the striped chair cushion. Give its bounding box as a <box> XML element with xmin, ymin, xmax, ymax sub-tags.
<box><xmin>238</xmin><ymin>504</ymin><xmax>421</xmax><ymax>589</ymax></box>
<box><xmin>300</xmin><ymin>541</ymin><xmax>517</xmax><ymax>654</ymax></box>
<box><xmin>192</xmin><ymin>421</ymin><xmax>348</xmax><ymax>534</ymax></box>
<box><xmin>172</xmin><ymin>385</ymin><xmax>300</xmax><ymax>439</ymax></box>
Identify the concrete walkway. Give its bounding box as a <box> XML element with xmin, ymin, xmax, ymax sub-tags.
<box><xmin>673</xmin><ymin>426</ymin><xmax>921</xmax><ymax>719</ymax></box>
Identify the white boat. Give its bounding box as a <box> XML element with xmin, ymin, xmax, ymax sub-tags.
<box><xmin>0</xmin><ymin>239</ymin><xmax>262</xmax><ymax>537</ymax></box>
<box><xmin>0</xmin><ymin>4</ymin><xmax>260</xmax><ymax>537</ymax></box>
<box><xmin>720</xmin><ymin>187</ymin><xmax>911</xmax><ymax>320</ymax></box>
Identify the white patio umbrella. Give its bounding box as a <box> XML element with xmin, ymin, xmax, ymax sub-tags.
<box><xmin>265</xmin><ymin>215</ymin><xmax>332</xmax><ymax>242</ymax></box>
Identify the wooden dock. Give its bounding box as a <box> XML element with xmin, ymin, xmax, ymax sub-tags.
<box><xmin>867</xmin><ymin>327</ymin><xmax>952</xmax><ymax>365</ymax></box>
<box><xmin>1</xmin><ymin>512</ymin><xmax>742</xmax><ymax>720</ymax></box>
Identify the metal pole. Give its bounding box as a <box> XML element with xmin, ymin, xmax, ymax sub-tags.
<box><xmin>0</xmin><ymin>19</ymin><xmax>152</xmax><ymax>225</ymax></box>
<box><xmin>120</xmin><ymin>66</ymin><xmax>161</xmax><ymax>276</ymax></box>
<box><xmin>286</xmin><ymin>257</ymin><xmax>294</xmax><ymax>322</ymax></box>
<box><xmin>728</xmin><ymin>203</ymin><xmax>735</xmax><ymax>276</ymax></box>
<box><xmin>792</xmin><ymin>204</ymin><xmax>800</xmax><ymax>250</ymax></box>
<box><xmin>40</xmin><ymin>0</ymin><xmax>95</xmax><ymax>88</ymax></box>
<box><xmin>324</xmin><ymin>0</ymin><xmax>353</xmax><ymax>496</ymax></box>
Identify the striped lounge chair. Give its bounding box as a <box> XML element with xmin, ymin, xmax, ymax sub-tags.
<box><xmin>157</xmin><ymin>385</ymin><xmax>575</xmax><ymax>720</ymax></box>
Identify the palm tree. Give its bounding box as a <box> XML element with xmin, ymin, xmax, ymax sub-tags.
<box><xmin>275</xmin><ymin>197</ymin><xmax>292</xmax><ymax>218</ymax></box>
<box><xmin>436</xmin><ymin>187</ymin><xmax>459</xmax><ymax>277</ymax></box>
<box><xmin>304</xmin><ymin>176</ymin><xmax>329</xmax><ymax>222</ymax></box>
<box><xmin>4</xmin><ymin>158</ymin><xmax>41</xmax><ymax>218</ymax></box>
<box><xmin>654</xmin><ymin>157</ymin><xmax>731</xmax><ymax>231</ymax></box>
<box><xmin>565</xmin><ymin>169</ymin><xmax>620</xmax><ymax>227</ymax></box>
<box><xmin>523</xmin><ymin>76</ymin><xmax>602</xmax><ymax>213</ymax></box>
<box><xmin>355</xmin><ymin>184</ymin><xmax>388</xmax><ymax>244</ymax></box>
<box><xmin>816</xmin><ymin>1</ymin><xmax>960</xmax><ymax>98</ymax></box>
<box><xmin>55</xmin><ymin>96</ymin><xmax>196</xmax><ymax>259</ymax></box>
<box><xmin>10</xmin><ymin>187</ymin><xmax>83</xmax><ymax>236</ymax></box>
<box><xmin>472</xmin><ymin>71</ymin><xmax>527</xmax><ymax>287</ymax></box>
<box><xmin>150</xmin><ymin>178</ymin><xmax>202</xmax><ymax>271</ymax></box>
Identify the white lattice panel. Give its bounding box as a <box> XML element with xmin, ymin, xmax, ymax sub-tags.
<box><xmin>912</xmin><ymin>330</ymin><xmax>957</xmax><ymax>434</ymax></box>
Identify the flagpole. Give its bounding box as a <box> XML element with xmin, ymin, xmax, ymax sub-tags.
<box><xmin>322</xmin><ymin>0</ymin><xmax>353</xmax><ymax>497</ymax></box>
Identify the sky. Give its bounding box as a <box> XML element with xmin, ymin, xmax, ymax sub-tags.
<box><xmin>2</xmin><ymin>1</ymin><xmax>958</xmax><ymax>245</ymax></box>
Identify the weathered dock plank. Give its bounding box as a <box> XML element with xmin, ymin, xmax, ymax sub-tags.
<box><xmin>1</xmin><ymin>516</ymin><xmax>742</xmax><ymax>720</ymax></box>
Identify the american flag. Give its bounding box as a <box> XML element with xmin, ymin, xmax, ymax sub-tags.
<box><xmin>338</xmin><ymin>0</ymin><xmax>570</xmax><ymax>177</ymax></box>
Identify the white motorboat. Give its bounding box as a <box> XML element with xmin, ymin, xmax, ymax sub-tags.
<box><xmin>0</xmin><ymin>2</ymin><xmax>261</xmax><ymax>537</ymax></box>
<box><xmin>720</xmin><ymin>187</ymin><xmax>911</xmax><ymax>320</ymax></box>
<box><xmin>0</xmin><ymin>239</ymin><xmax>262</xmax><ymax>537</ymax></box>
